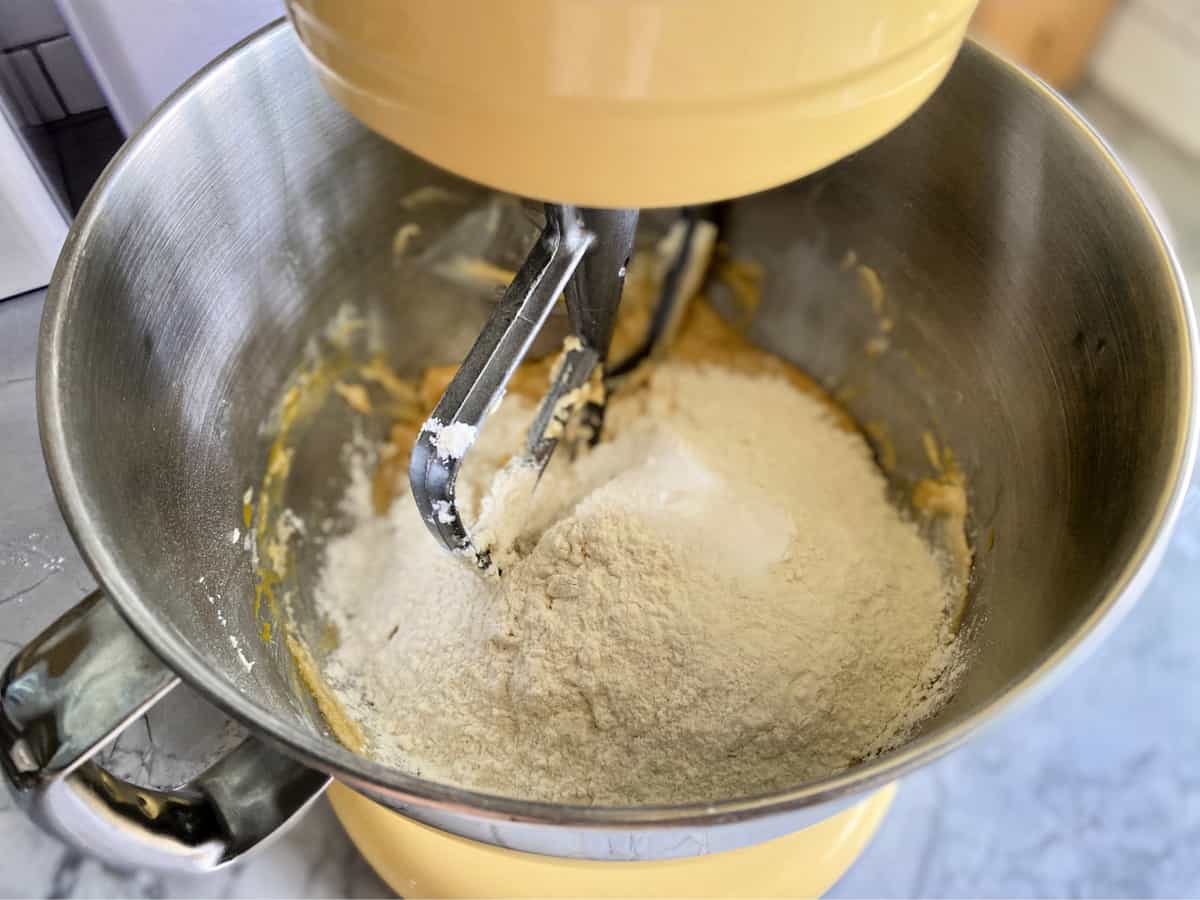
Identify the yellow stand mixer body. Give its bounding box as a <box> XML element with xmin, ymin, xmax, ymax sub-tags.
<box><xmin>287</xmin><ymin>0</ymin><xmax>973</xmax><ymax>893</ymax></box>
<box><xmin>330</xmin><ymin>782</ymin><xmax>897</xmax><ymax>898</ymax></box>
<box><xmin>287</xmin><ymin>0</ymin><xmax>976</xmax><ymax>207</ymax></box>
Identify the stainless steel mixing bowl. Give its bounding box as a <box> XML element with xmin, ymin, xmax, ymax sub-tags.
<box><xmin>2</xmin><ymin>22</ymin><xmax>1194</xmax><ymax>871</ymax></box>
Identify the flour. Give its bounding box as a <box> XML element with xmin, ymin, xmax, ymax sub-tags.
<box><xmin>422</xmin><ymin>418</ymin><xmax>478</xmax><ymax>461</ymax></box>
<box><xmin>315</xmin><ymin>361</ymin><xmax>964</xmax><ymax>804</ymax></box>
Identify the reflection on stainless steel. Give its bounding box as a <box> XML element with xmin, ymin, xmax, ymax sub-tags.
<box><xmin>10</xmin><ymin>22</ymin><xmax>1193</xmax><ymax>865</ymax></box>
<box><xmin>609</xmin><ymin>205</ymin><xmax>719</xmax><ymax>378</ymax></box>
<box><xmin>1</xmin><ymin>592</ymin><xmax>328</xmax><ymax>872</ymax></box>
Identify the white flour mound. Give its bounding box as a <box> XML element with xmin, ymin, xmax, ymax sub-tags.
<box><xmin>316</xmin><ymin>362</ymin><xmax>963</xmax><ymax>804</ymax></box>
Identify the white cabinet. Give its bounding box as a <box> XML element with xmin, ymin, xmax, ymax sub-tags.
<box><xmin>0</xmin><ymin>106</ymin><xmax>67</xmax><ymax>298</ymax></box>
<box><xmin>56</xmin><ymin>0</ymin><xmax>283</xmax><ymax>133</ymax></box>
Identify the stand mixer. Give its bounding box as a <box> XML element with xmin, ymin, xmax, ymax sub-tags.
<box><xmin>285</xmin><ymin>0</ymin><xmax>978</xmax><ymax>891</ymax></box>
<box><xmin>6</xmin><ymin>3</ymin><xmax>1193</xmax><ymax>895</ymax></box>
<box><xmin>288</xmin><ymin>0</ymin><xmax>979</xmax><ymax>565</ymax></box>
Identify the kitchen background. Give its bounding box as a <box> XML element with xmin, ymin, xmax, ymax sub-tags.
<box><xmin>1</xmin><ymin>0</ymin><xmax>1198</xmax><ymax>896</ymax></box>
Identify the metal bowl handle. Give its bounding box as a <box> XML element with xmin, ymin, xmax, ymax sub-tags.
<box><xmin>1</xmin><ymin>590</ymin><xmax>329</xmax><ymax>872</ymax></box>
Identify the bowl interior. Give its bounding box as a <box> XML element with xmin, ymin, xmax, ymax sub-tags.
<box><xmin>44</xmin><ymin>27</ymin><xmax>1191</xmax><ymax>811</ymax></box>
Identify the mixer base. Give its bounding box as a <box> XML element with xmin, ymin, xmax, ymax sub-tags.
<box><xmin>329</xmin><ymin>782</ymin><xmax>896</xmax><ymax>898</ymax></box>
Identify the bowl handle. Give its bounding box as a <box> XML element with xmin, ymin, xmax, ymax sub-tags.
<box><xmin>1</xmin><ymin>590</ymin><xmax>329</xmax><ymax>872</ymax></box>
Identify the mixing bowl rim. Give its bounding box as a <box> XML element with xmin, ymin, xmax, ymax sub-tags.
<box><xmin>37</xmin><ymin>22</ymin><xmax>1198</xmax><ymax>828</ymax></box>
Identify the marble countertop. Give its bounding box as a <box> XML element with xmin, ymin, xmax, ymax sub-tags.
<box><xmin>2</xmin><ymin>85</ymin><xmax>1198</xmax><ymax>898</ymax></box>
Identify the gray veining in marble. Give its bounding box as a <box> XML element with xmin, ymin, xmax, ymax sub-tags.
<box><xmin>1</xmin><ymin>82</ymin><xmax>1198</xmax><ymax>898</ymax></box>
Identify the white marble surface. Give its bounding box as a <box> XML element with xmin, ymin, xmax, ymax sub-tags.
<box><xmin>2</xmin><ymin>84</ymin><xmax>1199</xmax><ymax>898</ymax></box>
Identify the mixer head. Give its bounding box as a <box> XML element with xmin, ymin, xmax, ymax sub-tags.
<box><xmin>286</xmin><ymin>0</ymin><xmax>977</xmax><ymax>207</ymax></box>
